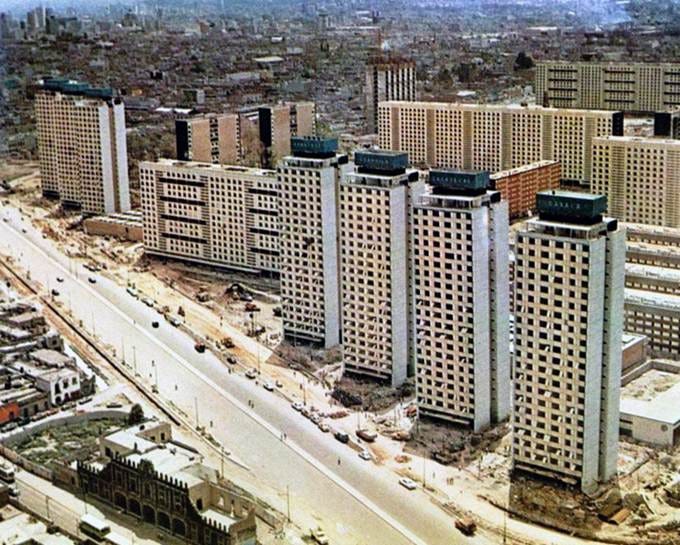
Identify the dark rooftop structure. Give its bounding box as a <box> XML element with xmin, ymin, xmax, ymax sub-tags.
<box><xmin>38</xmin><ymin>77</ymin><xmax>114</xmax><ymax>100</ymax></box>
<box><xmin>429</xmin><ymin>169</ymin><xmax>490</xmax><ymax>196</ymax></box>
<box><xmin>290</xmin><ymin>136</ymin><xmax>338</xmax><ymax>159</ymax></box>
<box><xmin>537</xmin><ymin>190</ymin><xmax>607</xmax><ymax>225</ymax></box>
<box><xmin>355</xmin><ymin>150</ymin><xmax>408</xmax><ymax>175</ymax></box>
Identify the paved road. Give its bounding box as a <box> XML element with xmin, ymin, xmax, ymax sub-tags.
<box><xmin>0</xmin><ymin>206</ymin><xmax>486</xmax><ymax>545</ymax></box>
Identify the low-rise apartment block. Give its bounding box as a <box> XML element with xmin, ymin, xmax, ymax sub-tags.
<box><xmin>278</xmin><ymin>137</ymin><xmax>349</xmax><ymax>348</ymax></box>
<box><xmin>139</xmin><ymin>159</ymin><xmax>279</xmax><ymax>274</ymax></box>
<box><xmin>513</xmin><ymin>191</ymin><xmax>625</xmax><ymax>493</ymax></box>
<box><xmin>339</xmin><ymin>150</ymin><xmax>423</xmax><ymax>386</ymax></box>
<box><xmin>35</xmin><ymin>78</ymin><xmax>130</xmax><ymax>215</ymax></box>
<box><xmin>489</xmin><ymin>160</ymin><xmax>560</xmax><ymax>220</ymax></box>
<box><xmin>412</xmin><ymin>170</ymin><xmax>510</xmax><ymax>430</ymax></box>
<box><xmin>536</xmin><ymin>61</ymin><xmax>680</xmax><ymax>112</ymax></box>
<box><xmin>378</xmin><ymin>101</ymin><xmax>622</xmax><ymax>184</ymax></box>
<box><xmin>591</xmin><ymin>136</ymin><xmax>680</xmax><ymax>228</ymax></box>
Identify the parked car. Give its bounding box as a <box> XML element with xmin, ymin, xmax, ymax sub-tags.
<box><xmin>126</xmin><ymin>287</ymin><xmax>138</xmax><ymax>298</ymax></box>
<box><xmin>263</xmin><ymin>381</ymin><xmax>274</xmax><ymax>391</ymax></box>
<box><xmin>245</xmin><ymin>368</ymin><xmax>258</xmax><ymax>380</ymax></box>
<box><xmin>399</xmin><ymin>477</ymin><xmax>417</xmax><ymax>490</ymax></box>
<box><xmin>142</xmin><ymin>297</ymin><xmax>154</xmax><ymax>308</ymax></box>
<box><xmin>167</xmin><ymin>315</ymin><xmax>182</xmax><ymax>327</ymax></box>
<box><xmin>291</xmin><ymin>401</ymin><xmax>304</xmax><ymax>412</ymax></box>
<box><xmin>226</xmin><ymin>355</ymin><xmax>237</xmax><ymax>365</ymax></box>
<box><xmin>51</xmin><ymin>289</ymin><xmax>60</xmax><ymax>297</ymax></box>
<box><xmin>317</xmin><ymin>422</ymin><xmax>330</xmax><ymax>433</ymax></box>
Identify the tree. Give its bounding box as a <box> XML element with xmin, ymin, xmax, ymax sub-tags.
<box><xmin>514</xmin><ymin>51</ymin><xmax>534</xmax><ymax>71</ymax></box>
<box><xmin>127</xmin><ymin>403</ymin><xmax>144</xmax><ymax>425</ymax></box>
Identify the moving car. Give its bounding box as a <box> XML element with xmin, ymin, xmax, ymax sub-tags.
<box><xmin>310</xmin><ymin>527</ymin><xmax>329</xmax><ymax>545</ymax></box>
<box><xmin>126</xmin><ymin>287</ymin><xmax>138</xmax><ymax>298</ymax></box>
<box><xmin>194</xmin><ymin>343</ymin><xmax>206</xmax><ymax>353</ymax></box>
<box><xmin>358</xmin><ymin>450</ymin><xmax>372</xmax><ymax>461</ymax></box>
<box><xmin>455</xmin><ymin>516</ymin><xmax>477</xmax><ymax>536</ymax></box>
<box><xmin>226</xmin><ymin>355</ymin><xmax>237</xmax><ymax>365</ymax></box>
<box><xmin>399</xmin><ymin>477</ymin><xmax>417</xmax><ymax>490</ymax></box>
<box><xmin>56</xmin><ymin>276</ymin><xmax>64</xmax><ymax>283</ymax></box>
<box><xmin>51</xmin><ymin>289</ymin><xmax>59</xmax><ymax>297</ymax></box>
<box><xmin>88</xmin><ymin>277</ymin><xmax>96</xmax><ymax>284</ymax></box>
<box><xmin>142</xmin><ymin>297</ymin><xmax>154</xmax><ymax>308</ymax></box>
<box><xmin>333</xmin><ymin>431</ymin><xmax>349</xmax><ymax>444</ymax></box>
<box><xmin>151</xmin><ymin>321</ymin><xmax>159</xmax><ymax>328</ymax></box>
<box><xmin>356</xmin><ymin>429</ymin><xmax>377</xmax><ymax>443</ymax></box>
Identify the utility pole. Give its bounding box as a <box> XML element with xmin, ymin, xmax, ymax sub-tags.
<box><xmin>286</xmin><ymin>485</ymin><xmax>291</xmax><ymax>522</ymax></box>
<box><xmin>194</xmin><ymin>396</ymin><xmax>199</xmax><ymax>428</ymax></box>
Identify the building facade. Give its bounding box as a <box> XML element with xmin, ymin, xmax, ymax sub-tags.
<box><xmin>365</xmin><ymin>54</ymin><xmax>416</xmax><ymax>134</ymax></box>
<box><xmin>176</xmin><ymin>103</ymin><xmax>316</xmax><ymax>168</ymax></box>
<box><xmin>489</xmin><ymin>160</ymin><xmax>560</xmax><ymax>220</ymax></box>
<box><xmin>139</xmin><ymin>159</ymin><xmax>279</xmax><ymax>274</ymax></box>
<box><xmin>591</xmin><ymin>136</ymin><xmax>680</xmax><ymax>228</ymax></box>
<box><xmin>277</xmin><ymin>137</ymin><xmax>349</xmax><ymax>347</ymax></box>
<box><xmin>512</xmin><ymin>191</ymin><xmax>625</xmax><ymax>493</ymax></box>
<box><xmin>35</xmin><ymin>78</ymin><xmax>130</xmax><ymax>215</ymax></box>
<box><xmin>378</xmin><ymin>101</ymin><xmax>623</xmax><ymax>184</ymax></box>
<box><xmin>78</xmin><ymin>421</ymin><xmax>258</xmax><ymax>545</ymax></box>
<box><xmin>339</xmin><ymin>151</ymin><xmax>422</xmax><ymax>386</ymax></box>
<box><xmin>536</xmin><ymin>61</ymin><xmax>680</xmax><ymax>112</ymax></box>
<box><xmin>412</xmin><ymin>170</ymin><xmax>510</xmax><ymax>430</ymax></box>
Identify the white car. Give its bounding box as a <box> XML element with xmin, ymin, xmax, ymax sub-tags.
<box><xmin>245</xmin><ymin>368</ymin><xmax>257</xmax><ymax>380</ymax></box>
<box><xmin>291</xmin><ymin>401</ymin><xmax>304</xmax><ymax>411</ymax></box>
<box><xmin>358</xmin><ymin>450</ymin><xmax>372</xmax><ymax>461</ymax></box>
<box><xmin>399</xmin><ymin>477</ymin><xmax>417</xmax><ymax>490</ymax></box>
<box><xmin>263</xmin><ymin>382</ymin><xmax>275</xmax><ymax>392</ymax></box>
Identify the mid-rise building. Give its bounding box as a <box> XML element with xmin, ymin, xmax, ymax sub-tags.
<box><xmin>591</xmin><ymin>136</ymin><xmax>680</xmax><ymax>228</ymax></box>
<box><xmin>654</xmin><ymin>109</ymin><xmax>680</xmax><ymax>139</ymax></box>
<box><xmin>176</xmin><ymin>102</ymin><xmax>316</xmax><ymax>168</ymax></box>
<box><xmin>278</xmin><ymin>137</ymin><xmax>349</xmax><ymax>348</ymax></box>
<box><xmin>513</xmin><ymin>191</ymin><xmax>625</xmax><ymax>493</ymax></box>
<box><xmin>412</xmin><ymin>170</ymin><xmax>510</xmax><ymax>430</ymax></box>
<box><xmin>379</xmin><ymin>101</ymin><xmax>622</xmax><ymax>184</ymax></box>
<box><xmin>536</xmin><ymin>61</ymin><xmax>680</xmax><ymax>112</ymax></box>
<box><xmin>365</xmin><ymin>54</ymin><xmax>416</xmax><ymax>134</ymax></box>
<box><xmin>35</xmin><ymin>78</ymin><xmax>130</xmax><ymax>215</ymax></box>
<box><xmin>139</xmin><ymin>159</ymin><xmax>279</xmax><ymax>274</ymax></box>
<box><xmin>489</xmin><ymin>160</ymin><xmax>561</xmax><ymax>220</ymax></box>
<box><xmin>339</xmin><ymin>150</ymin><xmax>422</xmax><ymax>386</ymax></box>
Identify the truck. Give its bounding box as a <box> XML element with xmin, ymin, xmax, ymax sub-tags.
<box><xmin>455</xmin><ymin>516</ymin><xmax>477</xmax><ymax>536</ymax></box>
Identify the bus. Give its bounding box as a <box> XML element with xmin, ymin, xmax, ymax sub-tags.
<box><xmin>79</xmin><ymin>514</ymin><xmax>111</xmax><ymax>543</ymax></box>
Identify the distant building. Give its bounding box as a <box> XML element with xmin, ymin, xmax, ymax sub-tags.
<box><xmin>35</xmin><ymin>78</ymin><xmax>130</xmax><ymax>216</ymax></box>
<box><xmin>536</xmin><ymin>61</ymin><xmax>680</xmax><ymax>112</ymax></box>
<box><xmin>176</xmin><ymin>102</ymin><xmax>316</xmax><ymax>168</ymax></box>
<box><xmin>591</xmin><ymin>136</ymin><xmax>680</xmax><ymax>228</ymax></box>
<box><xmin>654</xmin><ymin>110</ymin><xmax>680</xmax><ymax>139</ymax></box>
<box><xmin>365</xmin><ymin>54</ymin><xmax>416</xmax><ymax>134</ymax></box>
<box><xmin>489</xmin><ymin>160</ymin><xmax>560</xmax><ymax>220</ymax></box>
<box><xmin>512</xmin><ymin>191</ymin><xmax>625</xmax><ymax>493</ymax></box>
<box><xmin>413</xmin><ymin>170</ymin><xmax>510</xmax><ymax>430</ymax></box>
<box><xmin>339</xmin><ymin>150</ymin><xmax>422</xmax><ymax>386</ymax></box>
<box><xmin>78</xmin><ymin>420</ymin><xmax>261</xmax><ymax>545</ymax></box>
<box><xmin>277</xmin><ymin>137</ymin><xmax>350</xmax><ymax>348</ymax></box>
<box><xmin>379</xmin><ymin>101</ymin><xmax>623</xmax><ymax>184</ymax></box>
<box><xmin>139</xmin><ymin>159</ymin><xmax>279</xmax><ymax>274</ymax></box>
